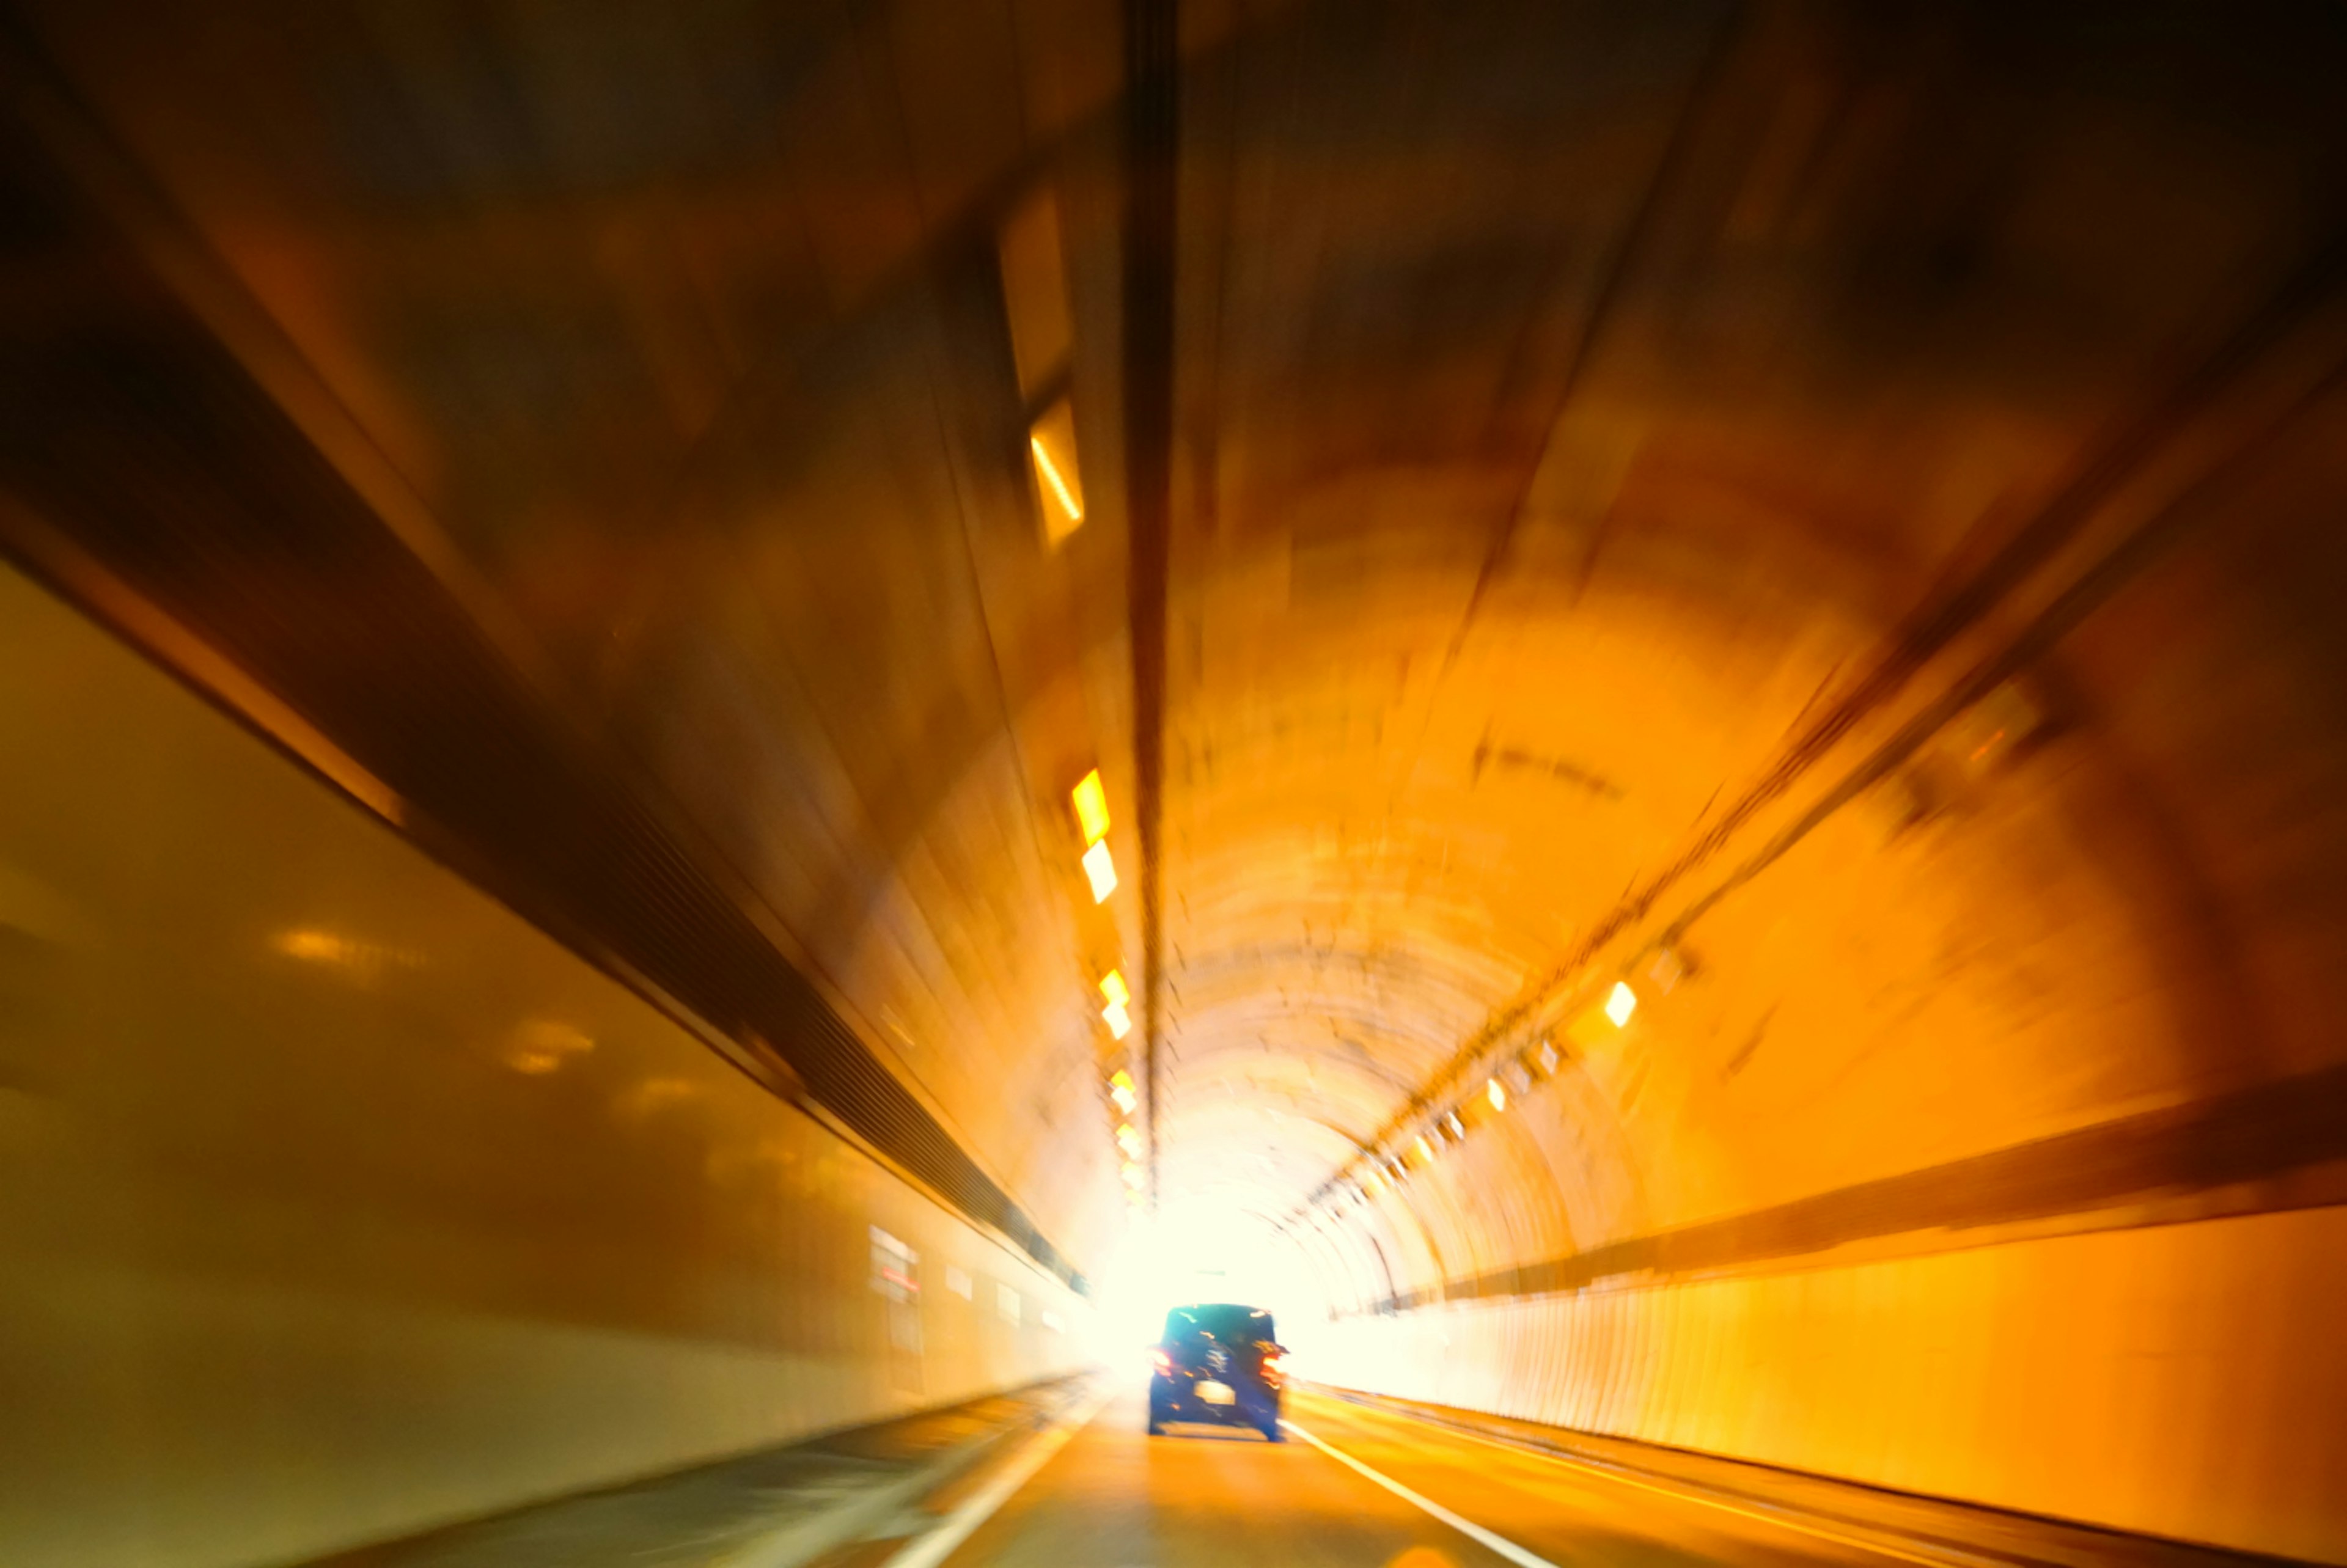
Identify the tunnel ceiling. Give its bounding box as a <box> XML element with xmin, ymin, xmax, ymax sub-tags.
<box><xmin>5</xmin><ymin>0</ymin><xmax>2347</xmax><ymax>1296</ymax></box>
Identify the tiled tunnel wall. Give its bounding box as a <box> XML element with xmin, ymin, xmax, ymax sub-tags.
<box><xmin>1311</xmin><ymin>1206</ymin><xmax>2347</xmax><ymax>1561</ymax></box>
<box><xmin>0</xmin><ymin>562</ymin><xmax>1089</xmax><ymax>1568</ymax></box>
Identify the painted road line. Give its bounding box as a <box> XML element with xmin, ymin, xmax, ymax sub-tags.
<box><xmin>1280</xmin><ymin>1417</ymin><xmax>1562</xmax><ymax>1568</ymax></box>
<box><xmin>1317</xmin><ymin>1397</ymin><xmax>1999</xmax><ymax>1568</ymax></box>
<box><xmin>881</xmin><ymin>1384</ymin><xmax>1112</xmax><ymax>1568</ymax></box>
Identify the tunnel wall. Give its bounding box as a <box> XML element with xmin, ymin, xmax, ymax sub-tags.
<box><xmin>0</xmin><ymin>562</ymin><xmax>1089</xmax><ymax>1568</ymax></box>
<box><xmin>1310</xmin><ymin>1204</ymin><xmax>2347</xmax><ymax>1561</ymax></box>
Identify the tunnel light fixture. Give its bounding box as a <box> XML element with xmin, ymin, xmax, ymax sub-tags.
<box><xmin>1071</xmin><ymin>769</ymin><xmax>1111</xmax><ymax>846</ymax></box>
<box><xmin>1444</xmin><ymin>1110</ymin><xmax>1466</xmax><ymax>1140</ymax></box>
<box><xmin>1122</xmin><ymin>1160</ymin><xmax>1145</xmax><ymax>1189</ymax></box>
<box><xmin>1529</xmin><ymin>1037</ymin><xmax>1562</xmax><ymax>1079</ymax></box>
<box><xmin>1108</xmin><ymin>1068</ymin><xmax>1138</xmax><ymax>1114</ymax></box>
<box><xmin>1031</xmin><ymin>431</ymin><xmax>1084</xmax><ymax>528</ymax></box>
<box><xmin>1098</xmin><ymin>969</ymin><xmax>1131</xmax><ymax>1009</ymax></box>
<box><xmin>1081</xmin><ymin>839</ymin><xmax>1118</xmax><ymax>901</ymax></box>
<box><xmin>1027</xmin><ymin>397</ymin><xmax>1086</xmax><ymax>545</ymax></box>
<box><xmin>1605</xmin><ymin>980</ymin><xmax>1638</xmax><ymax>1028</ymax></box>
<box><xmin>1116</xmin><ymin>1123</ymin><xmax>1143</xmax><ymax>1157</ymax></box>
<box><xmin>1486</xmin><ymin>1077</ymin><xmax>1508</xmax><ymax>1113</ymax></box>
<box><xmin>1103</xmin><ymin>998</ymin><xmax>1133</xmax><ymax>1040</ymax></box>
<box><xmin>1414</xmin><ymin>1135</ymin><xmax>1436</xmax><ymax>1165</ymax></box>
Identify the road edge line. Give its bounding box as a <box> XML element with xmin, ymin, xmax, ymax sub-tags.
<box><xmin>1280</xmin><ymin>1416</ymin><xmax>1561</xmax><ymax>1568</ymax></box>
<box><xmin>1310</xmin><ymin>1393</ymin><xmax>2000</xmax><ymax>1568</ymax></box>
<box><xmin>880</xmin><ymin>1382</ymin><xmax>1113</xmax><ymax>1568</ymax></box>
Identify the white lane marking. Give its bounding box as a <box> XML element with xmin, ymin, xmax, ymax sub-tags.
<box><xmin>1280</xmin><ymin>1417</ymin><xmax>1562</xmax><ymax>1568</ymax></box>
<box><xmin>1318</xmin><ymin>1397</ymin><xmax>1993</xmax><ymax>1568</ymax></box>
<box><xmin>881</xmin><ymin>1384</ymin><xmax>1112</xmax><ymax>1568</ymax></box>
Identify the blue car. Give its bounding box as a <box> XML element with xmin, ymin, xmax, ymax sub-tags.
<box><xmin>1148</xmin><ymin>1303</ymin><xmax>1287</xmax><ymax>1441</ymax></box>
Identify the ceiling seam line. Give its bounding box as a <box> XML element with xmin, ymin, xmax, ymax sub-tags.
<box><xmin>1123</xmin><ymin>0</ymin><xmax>1180</xmax><ymax>1215</ymax></box>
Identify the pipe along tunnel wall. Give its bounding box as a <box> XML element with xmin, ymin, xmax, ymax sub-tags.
<box><xmin>0</xmin><ymin>561</ymin><xmax>1089</xmax><ymax>1568</ymax></box>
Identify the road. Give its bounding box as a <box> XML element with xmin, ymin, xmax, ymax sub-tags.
<box><xmin>922</xmin><ymin>1385</ymin><xmax>1962</xmax><ymax>1568</ymax></box>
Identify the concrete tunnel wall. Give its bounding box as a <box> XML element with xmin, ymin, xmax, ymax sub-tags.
<box><xmin>1201</xmin><ymin>337</ymin><xmax>2347</xmax><ymax>1555</ymax></box>
<box><xmin>0</xmin><ymin>563</ymin><xmax>1089</xmax><ymax>1568</ymax></box>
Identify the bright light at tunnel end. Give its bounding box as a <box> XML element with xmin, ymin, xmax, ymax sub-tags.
<box><xmin>1085</xmin><ymin>1202</ymin><xmax>1329</xmax><ymax>1375</ymax></box>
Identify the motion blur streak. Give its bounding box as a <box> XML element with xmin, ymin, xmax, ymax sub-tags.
<box><xmin>2</xmin><ymin>2</ymin><xmax>2347</xmax><ymax>1567</ymax></box>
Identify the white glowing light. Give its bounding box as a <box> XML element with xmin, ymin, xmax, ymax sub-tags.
<box><xmin>1098</xmin><ymin>969</ymin><xmax>1131</xmax><ymax>1009</ymax></box>
<box><xmin>1103</xmin><ymin>998</ymin><xmax>1132</xmax><ymax>1039</ymax></box>
<box><xmin>1486</xmin><ymin>1077</ymin><xmax>1507</xmax><ymax>1112</ymax></box>
<box><xmin>1605</xmin><ymin>980</ymin><xmax>1639</xmax><ymax>1028</ymax></box>
<box><xmin>1082</xmin><ymin>840</ymin><xmax>1117</xmax><ymax>901</ymax></box>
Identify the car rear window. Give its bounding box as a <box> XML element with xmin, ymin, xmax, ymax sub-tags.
<box><xmin>1164</xmin><ymin>1304</ymin><xmax>1275</xmax><ymax>1346</ymax></box>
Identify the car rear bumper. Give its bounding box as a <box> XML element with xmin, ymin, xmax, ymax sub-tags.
<box><xmin>1150</xmin><ymin>1374</ymin><xmax>1281</xmax><ymax>1426</ymax></box>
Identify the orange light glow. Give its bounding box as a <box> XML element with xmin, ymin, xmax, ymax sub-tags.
<box><xmin>1071</xmin><ymin>769</ymin><xmax>1111</xmax><ymax>844</ymax></box>
<box><xmin>1031</xmin><ymin>433</ymin><xmax>1084</xmax><ymax>528</ymax></box>
<box><xmin>1082</xmin><ymin>840</ymin><xmax>1117</xmax><ymax>901</ymax></box>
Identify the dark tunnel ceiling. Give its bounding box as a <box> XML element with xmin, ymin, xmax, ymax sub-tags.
<box><xmin>4</xmin><ymin>0</ymin><xmax>2347</xmax><ymax>1295</ymax></box>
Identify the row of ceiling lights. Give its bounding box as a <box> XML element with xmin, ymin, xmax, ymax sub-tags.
<box><xmin>1068</xmin><ymin>768</ymin><xmax>1148</xmax><ymax>1211</ymax></box>
<box><xmin>999</xmin><ymin>183</ymin><xmax>1139</xmax><ymax>1212</ymax></box>
<box><xmin>1318</xmin><ymin>969</ymin><xmax>1659</xmax><ymax>1221</ymax></box>
<box><xmin>999</xmin><ymin>185</ymin><xmax>1141</xmax><ymax>1207</ymax></box>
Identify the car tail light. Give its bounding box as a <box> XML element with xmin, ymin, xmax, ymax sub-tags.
<box><xmin>1261</xmin><ymin>1352</ymin><xmax>1284</xmax><ymax>1377</ymax></box>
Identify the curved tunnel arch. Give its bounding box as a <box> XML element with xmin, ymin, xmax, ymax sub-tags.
<box><xmin>2</xmin><ymin>0</ymin><xmax>2346</xmax><ymax>1561</ymax></box>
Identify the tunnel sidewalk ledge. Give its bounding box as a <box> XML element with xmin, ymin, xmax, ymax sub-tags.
<box><xmin>297</xmin><ymin>1374</ymin><xmax>1098</xmax><ymax>1568</ymax></box>
<box><xmin>1307</xmin><ymin>1385</ymin><xmax>2321</xmax><ymax>1568</ymax></box>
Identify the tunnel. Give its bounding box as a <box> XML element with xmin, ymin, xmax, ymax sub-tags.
<box><xmin>2</xmin><ymin>1</ymin><xmax>2346</xmax><ymax>1564</ymax></box>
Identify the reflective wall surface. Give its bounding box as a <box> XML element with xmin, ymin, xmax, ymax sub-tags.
<box><xmin>0</xmin><ymin>564</ymin><xmax>1085</xmax><ymax>1567</ymax></box>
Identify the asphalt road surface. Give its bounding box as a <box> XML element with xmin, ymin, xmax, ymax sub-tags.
<box><xmin>926</xmin><ymin>1385</ymin><xmax>1978</xmax><ymax>1568</ymax></box>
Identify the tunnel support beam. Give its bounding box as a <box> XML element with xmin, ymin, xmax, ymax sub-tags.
<box><xmin>1123</xmin><ymin>0</ymin><xmax>1179</xmax><ymax>1214</ymax></box>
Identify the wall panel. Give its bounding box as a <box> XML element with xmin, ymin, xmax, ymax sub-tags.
<box><xmin>1315</xmin><ymin>1207</ymin><xmax>2347</xmax><ymax>1562</ymax></box>
<box><xmin>0</xmin><ymin>564</ymin><xmax>1087</xmax><ymax>1568</ymax></box>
